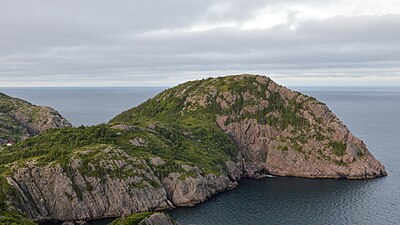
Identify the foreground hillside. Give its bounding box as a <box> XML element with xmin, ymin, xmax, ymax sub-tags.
<box><xmin>0</xmin><ymin>75</ymin><xmax>386</xmax><ymax>223</ymax></box>
<box><xmin>0</xmin><ymin>92</ymin><xmax>71</xmax><ymax>146</ymax></box>
<box><xmin>0</xmin><ymin>92</ymin><xmax>71</xmax><ymax>223</ymax></box>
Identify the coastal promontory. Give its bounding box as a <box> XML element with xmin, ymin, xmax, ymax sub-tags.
<box><xmin>0</xmin><ymin>92</ymin><xmax>71</xmax><ymax>146</ymax></box>
<box><xmin>0</xmin><ymin>75</ymin><xmax>386</xmax><ymax>224</ymax></box>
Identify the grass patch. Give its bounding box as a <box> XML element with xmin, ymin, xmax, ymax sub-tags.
<box><xmin>328</xmin><ymin>141</ymin><xmax>347</xmax><ymax>156</ymax></box>
<box><xmin>109</xmin><ymin>212</ymin><xmax>154</xmax><ymax>225</ymax></box>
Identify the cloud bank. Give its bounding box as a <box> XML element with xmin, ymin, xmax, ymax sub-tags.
<box><xmin>1</xmin><ymin>0</ymin><xmax>400</xmax><ymax>86</ymax></box>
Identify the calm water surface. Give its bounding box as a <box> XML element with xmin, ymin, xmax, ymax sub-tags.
<box><xmin>1</xmin><ymin>86</ymin><xmax>399</xmax><ymax>225</ymax></box>
<box><xmin>1</xmin><ymin>87</ymin><xmax>166</xmax><ymax>126</ymax></box>
<box><xmin>170</xmin><ymin>87</ymin><xmax>400</xmax><ymax>225</ymax></box>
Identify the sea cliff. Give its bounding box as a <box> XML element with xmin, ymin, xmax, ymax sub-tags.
<box><xmin>0</xmin><ymin>92</ymin><xmax>71</xmax><ymax>146</ymax></box>
<box><xmin>0</xmin><ymin>75</ymin><xmax>386</xmax><ymax>223</ymax></box>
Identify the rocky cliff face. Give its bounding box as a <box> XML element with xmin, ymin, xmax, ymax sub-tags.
<box><xmin>163</xmin><ymin>169</ymin><xmax>234</xmax><ymax>207</ymax></box>
<box><xmin>0</xmin><ymin>92</ymin><xmax>71</xmax><ymax>145</ymax></box>
<box><xmin>113</xmin><ymin>74</ymin><xmax>386</xmax><ymax>179</ymax></box>
<box><xmin>1</xmin><ymin>75</ymin><xmax>387</xmax><ymax>223</ymax></box>
<box><xmin>109</xmin><ymin>212</ymin><xmax>178</xmax><ymax>225</ymax></box>
<box><xmin>6</xmin><ymin>145</ymin><xmax>236</xmax><ymax>222</ymax></box>
<box><xmin>213</xmin><ymin>76</ymin><xmax>386</xmax><ymax>178</ymax></box>
<box><xmin>138</xmin><ymin>213</ymin><xmax>178</xmax><ymax>225</ymax></box>
<box><xmin>9</xmin><ymin>146</ymin><xmax>169</xmax><ymax>221</ymax></box>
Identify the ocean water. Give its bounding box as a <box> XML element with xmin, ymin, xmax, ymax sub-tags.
<box><xmin>1</xmin><ymin>87</ymin><xmax>166</xmax><ymax>126</ymax></box>
<box><xmin>1</xmin><ymin>86</ymin><xmax>399</xmax><ymax>225</ymax></box>
<box><xmin>170</xmin><ymin>86</ymin><xmax>400</xmax><ymax>225</ymax></box>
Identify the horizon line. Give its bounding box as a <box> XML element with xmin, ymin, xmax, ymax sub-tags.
<box><xmin>1</xmin><ymin>85</ymin><xmax>400</xmax><ymax>88</ymax></box>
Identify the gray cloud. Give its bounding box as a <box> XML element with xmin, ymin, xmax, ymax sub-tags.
<box><xmin>0</xmin><ymin>0</ymin><xmax>399</xmax><ymax>86</ymax></box>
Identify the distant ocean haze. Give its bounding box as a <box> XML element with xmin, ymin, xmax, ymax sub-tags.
<box><xmin>1</xmin><ymin>86</ymin><xmax>399</xmax><ymax>225</ymax></box>
<box><xmin>1</xmin><ymin>87</ymin><xmax>167</xmax><ymax>126</ymax></box>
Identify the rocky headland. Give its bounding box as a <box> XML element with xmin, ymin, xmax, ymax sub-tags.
<box><xmin>0</xmin><ymin>92</ymin><xmax>71</xmax><ymax>146</ymax></box>
<box><xmin>0</xmin><ymin>75</ymin><xmax>386</xmax><ymax>224</ymax></box>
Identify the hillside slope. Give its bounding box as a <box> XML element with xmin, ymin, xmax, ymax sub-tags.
<box><xmin>0</xmin><ymin>92</ymin><xmax>71</xmax><ymax>145</ymax></box>
<box><xmin>0</xmin><ymin>92</ymin><xmax>71</xmax><ymax>224</ymax></box>
<box><xmin>112</xmin><ymin>74</ymin><xmax>386</xmax><ymax>179</ymax></box>
<box><xmin>0</xmin><ymin>75</ymin><xmax>386</xmax><ymax>223</ymax></box>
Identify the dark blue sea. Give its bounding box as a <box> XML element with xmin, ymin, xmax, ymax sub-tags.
<box><xmin>1</xmin><ymin>86</ymin><xmax>399</xmax><ymax>225</ymax></box>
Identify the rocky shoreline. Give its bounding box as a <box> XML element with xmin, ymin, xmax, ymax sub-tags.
<box><xmin>0</xmin><ymin>75</ymin><xmax>386</xmax><ymax>224</ymax></box>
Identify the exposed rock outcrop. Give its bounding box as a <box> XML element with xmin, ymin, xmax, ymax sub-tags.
<box><xmin>213</xmin><ymin>76</ymin><xmax>386</xmax><ymax>178</ymax></box>
<box><xmin>163</xmin><ymin>172</ymin><xmax>232</xmax><ymax>207</ymax></box>
<box><xmin>1</xmin><ymin>75</ymin><xmax>387</xmax><ymax>224</ymax></box>
<box><xmin>0</xmin><ymin>92</ymin><xmax>71</xmax><ymax>145</ymax></box>
<box><xmin>9</xmin><ymin>147</ymin><xmax>173</xmax><ymax>221</ymax></box>
<box><xmin>139</xmin><ymin>213</ymin><xmax>178</xmax><ymax>225</ymax></box>
<box><xmin>6</xmin><ymin>146</ymin><xmax>234</xmax><ymax>222</ymax></box>
<box><xmin>109</xmin><ymin>212</ymin><xmax>178</xmax><ymax>225</ymax></box>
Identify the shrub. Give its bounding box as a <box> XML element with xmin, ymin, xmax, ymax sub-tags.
<box><xmin>328</xmin><ymin>141</ymin><xmax>347</xmax><ymax>156</ymax></box>
<box><xmin>109</xmin><ymin>212</ymin><xmax>153</xmax><ymax>225</ymax></box>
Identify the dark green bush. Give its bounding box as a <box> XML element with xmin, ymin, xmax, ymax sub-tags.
<box><xmin>329</xmin><ymin>141</ymin><xmax>347</xmax><ymax>156</ymax></box>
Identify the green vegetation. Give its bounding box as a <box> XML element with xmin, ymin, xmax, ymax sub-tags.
<box><xmin>0</xmin><ymin>122</ymin><xmax>234</xmax><ymax>176</ymax></box>
<box><xmin>109</xmin><ymin>213</ymin><xmax>178</xmax><ymax>225</ymax></box>
<box><xmin>0</xmin><ymin>93</ymin><xmax>29</xmax><ymax>143</ymax></box>
<box><xmin>356</xmin><ymin>148</ymin><xmax>364</xmax><ymax>157</ymax></box>
<box><xmin>0</xmin><ymin>92</ymin><xmax>71</xmax><ymax>146</ymax></box>
<box><xmin>0</xmin><ymin>211</ymin><xmax>38</xmax><ymax>225</ymax></box>
<box><xmin>109</xmin><ymin>212</ymin><xmax>154</xmax><ymax>225</ymax></box>
<box><xmin>277</xmin><ymin>145</ymin><xmax>289</xmax><ymax>151</ymax></box>
<box><xmin>0</xmin><ymin>75</ymin><xmax>354</xmax><ymax>223</ymax></box>
<box><xmin>328</xmin><ymin>141</ymin><xmax>347</xmax><ymax>156</ymax></box>
<box><xmin>267</xmin><ymin>95</ymin><xmax>307</xmax><ymax>129</ymax></box>
<box><xmin>0</xmin><ymin>176</ymin><xmax>37</xmax><ymax>225</ymax></box>
<box><xmin>0</xmin><ymin>93</ymin><xmax>43</xmax><ymax>144</ymax></box>
<box><xmin>333</xmin><ymin>160</ymin><xmax>347</xmax><ymax>166</ymax></box>
<box><xmin>112</xmin><ymin>75</ymin><xmax>309</xmax><ymax>133</ymax></box>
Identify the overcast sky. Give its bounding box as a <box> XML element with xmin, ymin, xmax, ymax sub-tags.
<box><xmin>1</xmin><ymin>0</ymin><xmax>400</xmax><ymax>87</ymax></box>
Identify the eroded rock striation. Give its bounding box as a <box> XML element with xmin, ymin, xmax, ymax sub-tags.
<box><xmin>214</xmin><ymin>78</ymin><xmax>386</xmax><ymax>179</ymax></box>
<box><xmin>0</xmin><ymin>92</ymin><xmax>71</xmax><ymax>145</ymax></box>
<box><xmin>6</xmin><ymin>145</ymin><xmax>235</xmax><ymax>222</ymax></box>
<box><xmin>0</xmin><ymin>75</ymin><xmax>386</xmax><ymax>223</ymax></box>
<box><xmin>9</xmin><ymin>147</ymin><xmax>172</xmax><ymax>221</ymax></box>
